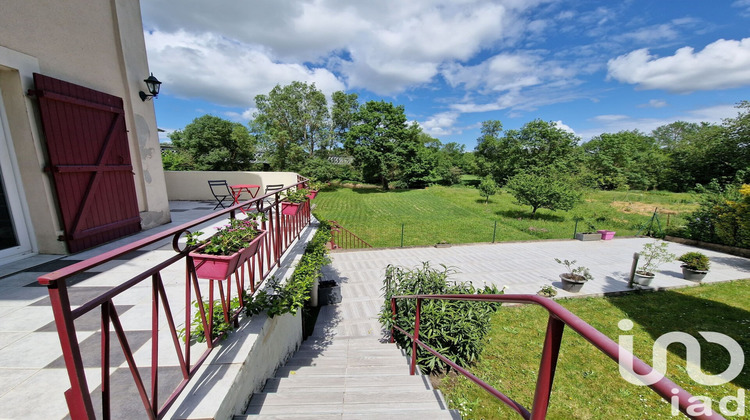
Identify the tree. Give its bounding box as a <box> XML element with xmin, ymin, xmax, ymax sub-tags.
<box><xmin>583</xmin><ymin>130</ymin><xmax>665</xmax><ymax>190</ymax></box>
<box><xmin>331</xmin><ymin>91</ymin><xmax>359</xmax><ymax>148</ymax></box>
<box><xmin>169</xmin><ymin>115</ymin><xmax>255</xmax><ymax>171</ymax></box>
<box><xmin>474</xmin><ymin>120</ymin><xmax>519</xmax><ymax>183</ymax></box>
<box><xmin>252</xmin><ymin>81</ymin><xmax>329</xmax><ymax>169</ymax></box>
<box><xmin>505</xmin><ymin>168</ymin><xmax>581</xmax><ymax>216</ymax></box>
<box><xmin>344</xmin><ymin>100</ymin><xmax>421</xmax><ymax>189</ymax></box>
<box><xmin>478</xmin><ymin>176</ymin><xmax>498</xmax><ymax>204</ymax></box>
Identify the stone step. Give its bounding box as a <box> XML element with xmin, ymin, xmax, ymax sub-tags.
<box><xmin>236</xmin><ymin>408</ymin><xmax>461</xmax><ymax>419</ymax></box>
<box><xmin>286</xmin><ymin>355</ymin><xmax>409</xmax><ymax>367</ymax></box>
<box><xmin>275</xmin><ymin>364</ymin><xmax>413</xmax><ymax>377</ymax></box>
<box><xmin>262</xmin><ymin>373</ymin><xmax>431</xmax><ymax>391</ymax></box>
<box><xmin>249</xmin><ymin>389</ymin><xmax>445</xmax><ymax>406</ymax></box>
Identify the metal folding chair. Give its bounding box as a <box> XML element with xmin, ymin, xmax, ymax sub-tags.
<box><xmin>208</xmin><ymin>180</ymin><xmax>233</xmax><ymax>209</ymax></box>
<box><xmin>263</xmin><ymin>184</ymin><xmax>284</xmax><ymax>207</ymax></box>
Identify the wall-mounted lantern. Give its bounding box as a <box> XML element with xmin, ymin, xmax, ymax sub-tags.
<box><xmin>139</xmin><ymin>73</ymin><xmax>162</xmax><ymax>101</ymax></box>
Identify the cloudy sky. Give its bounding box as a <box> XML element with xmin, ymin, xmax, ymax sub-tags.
<box><xmin>141</xmin><ymin>0</ymin><xmax>750</xmax><ymax>146</ymax></box>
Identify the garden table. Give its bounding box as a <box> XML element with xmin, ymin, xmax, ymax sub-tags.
<box><xmin>230</xmin><ymin>184</ymin><xmax>260</xmax><ymax>213</ymax></box>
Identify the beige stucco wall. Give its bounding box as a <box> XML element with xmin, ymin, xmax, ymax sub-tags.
<box><xmin>0</xmin><ymin>0</ymin><xmax>170</xmax><ymax>254</ymax></box>
<box><xmin>165</xmin><ymin>171</ymin><xmax>300</xmax><ymax>201</ymax></box>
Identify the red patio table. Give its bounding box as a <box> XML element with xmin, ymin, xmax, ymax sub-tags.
<box><xmin>230</xmin><ymin>184</ymin><xmax>260</xmax><ymax>212</ymax></box>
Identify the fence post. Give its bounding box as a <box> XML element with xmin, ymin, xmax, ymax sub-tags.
<box><xmin>492</xmin><ymin>220</ymin><xmax>497</xmax><ymax>243</ymax></box>
<box><xmin>629</xmin><ymin>252</ymin><xmax>640</xmax><ymax>288</ymax></box>
<box><xmin>400</xmin><ymin>223</ymin><xmax>404</xmax><ymax>248</ymax></box>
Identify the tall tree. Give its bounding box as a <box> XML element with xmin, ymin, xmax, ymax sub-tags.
<box><xmin>583</xmin><ymin>130</ymin><xmax>665</xmax><ymax>190</ymax></box>
<box><xmin>252</xmin><ymin>81</ymin><xmax>329</xmax><ymax>169</ymax></box>
<box><xmin>169</xmin><ymin>115</ymin><xmax>255</xmax><ymax>171</ymax></box>
<box><xmin>331</xmin><ymin>91</ymin><xmax>359</xmax><ymax>148</ymax></box>
<box><xmin>344</xmin><ymin>100</ymin><xmax>420</xmax><ymax>189</ymax></box>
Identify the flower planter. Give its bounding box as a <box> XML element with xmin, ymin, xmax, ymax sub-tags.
<box><xmin>306</xmin><ymin>190</ymin><xmax>318</xmax><ymax>200</ymax></box>
<box><xmin>559</xmin><ymin>273</ymin><xmax>586</xmax><ymax>293</ymax></box>
<box><xmin>597</xmin><ymin>230</ymin><xmax>616</xmax><ymax>240</ymax></box>
<box><xmin>281</xmin><ymin>201</ymin><xmax>303</xmax><ymax>216</ymax></box>
<box><xmin>575</xmin><ymin>232</ymin><xmax>600</xmax><ymax>241</ymax></box>
<box><xmin>633</xmin><ymin>271</ymin><xmax>655</xmax><ymax>286</ymax></box>
<box><xmin>681</xmin><ymin>266</ymin><xmax>708</xmax><ymax>282</ymax></box>
<box><xmin>189</xmin><ymin>230</ymin><xmax>266</xmax><ymax>280</ymax></box>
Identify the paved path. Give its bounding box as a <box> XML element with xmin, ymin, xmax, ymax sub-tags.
<box><xmin>327</xmin><ymin>237</ymin><xmax>750</xmax><ymax>301</ymax></box>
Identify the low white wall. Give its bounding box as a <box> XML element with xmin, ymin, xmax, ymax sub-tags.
<box><xmin>164</xmin><ymin>171</ymin><xmax>300</xmax><ymax>200</ymax></box>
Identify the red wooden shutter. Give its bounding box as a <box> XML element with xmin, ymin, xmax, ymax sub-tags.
<box><xmin>33</xmin><ymin>73</ymin><xmax>141</xmax><ymax>253</ymax></box>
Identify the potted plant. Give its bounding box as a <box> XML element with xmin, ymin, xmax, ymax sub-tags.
<box><xmin>555</xmin><ymin>258</ymin><xmax>593</xmax><ymax>292</ymax></box>
<box><xmin>677</xmin><ymin>251</ymin><xmax>710</xmax><ymax>282</ymax></box>
<box><xmin>281</xmin><ymin>188</ymin><xmax>309</xmax><ymax>215</ymax></box>
<box><xmin>187</xmin><ymin>217</ymin><xmax>266</xmax><ymax>280</ymax></box>
<box><xmin>633</xmin><ymin>241</ymin><xmax>676</xmax><ymax>286</ymax></box>
<box><xmin>306</xmin><ymin>181</ymin><xmax>324</xmax><ymax>200</ymax></box>
<box><xmin>575</xmin><ymin>220</ymin><xmax>600</xmax><ymax>241</ymax></box>
<box><xmin>537</xmin><ymin>284</ymin><xmax>558</xmax><ymax>297</ymax></box>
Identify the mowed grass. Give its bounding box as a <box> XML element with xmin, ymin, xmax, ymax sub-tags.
<box><xmin>313</xmin><ymin>185</ymin><xmax>697</xmax><ymax>247</ymax></box>
<box><xmin>440</xmin><ymin>280</ymin><xmax>750</xmax><ymax>419</ymax></box>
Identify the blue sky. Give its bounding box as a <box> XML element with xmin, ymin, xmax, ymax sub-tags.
<box><xmin>141</xmin><ymin>0</ymin><xmax>750</xmax><ymax>148</ymax></box>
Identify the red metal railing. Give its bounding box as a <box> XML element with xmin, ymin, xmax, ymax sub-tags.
<box><xmin>328</xmin><ymin>220</ymin><xmax>372</xmax><ymax>250</ymax></box>
<box><xmin>390</xmin><ymin>294</ymin><xmax>724</xmax><ymax>420</ymax></box>
<box><xmin>38</xmin><ymin>181</ymin><xmax>313</xmax><ymax>420</ymax></box>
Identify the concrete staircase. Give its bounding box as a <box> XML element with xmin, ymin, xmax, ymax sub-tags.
<box><xmin>236</xmin><ymin>259</ymin><xmax>459</xmax><ymax>419</ymax></box>
<box><xmin>236</xmin><ymin>336</ymin><xmax>458</xmax><ymax>419</ymax></box>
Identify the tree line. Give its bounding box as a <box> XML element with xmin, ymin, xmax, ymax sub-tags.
<box><xmin>163</xmin><ymin>81</ymin><xmax>749</xmax><ymax>195</ymax></box>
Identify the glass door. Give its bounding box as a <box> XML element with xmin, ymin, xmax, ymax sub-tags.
<box><xmin>0</xmin><ymin>87</ymin><xmax>33</xmax><ymax>263</ymax></box>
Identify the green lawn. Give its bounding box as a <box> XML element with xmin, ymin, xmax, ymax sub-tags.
<box><xmin>313</xmin><ymin>184</ymin><xmax>697</xmax><ymax>247</ymax></box>
<box><xmin>439</xmin><ymin>280</ymin><xmax>750</xmax><ymax>419</ymax></box>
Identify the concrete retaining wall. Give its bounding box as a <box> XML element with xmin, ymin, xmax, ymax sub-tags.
<box><xmin>165</xmin><ymin>171</ymin><xmax>300</xmax><ymax>200</ymax></box>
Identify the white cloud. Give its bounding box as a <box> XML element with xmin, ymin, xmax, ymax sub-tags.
<box><xmin>553</xmin><ymin>120</ymin><xmax>576</xmax><ymax>135</ymax></box>
<box><xmin>145</xmin><ymin>31</ymin><xmax>344</xmax><ymax>107</ymax></box>
<box><xmin>419</xmin><ymin>111</ymin><xmax>461</xmax><ymax>136</ymax></box>
<box><xmin>638</xmin><ymin>99</ymin><xmax>667</xmax><ymax>108</ymax></box>
<box><xmin>224</xmin><ymin>108</ymin><xmax>257</xmax><ymax>123</ymax></box>
<box><xmin>607</xmin><ymin>38</ymin><xmax>750</xmax><ymax>92</ymax></box>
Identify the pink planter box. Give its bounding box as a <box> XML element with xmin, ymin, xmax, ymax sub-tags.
<box><xmin>282</xmin><ymin>201</ymin><xmax>303</xmax><ymax>216</ymax></box>
<box><xmin>597</xmin><ymin>230</ymin><xmax>616</xmax><ymax>240</ymax></box>
<box><xmin>189</xmin><ymin>230</ymin><xmax>266</xmax><ymax>280</ymax></box>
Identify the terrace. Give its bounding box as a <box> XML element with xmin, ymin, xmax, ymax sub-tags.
<box><xmin>1</xmin><ymin>177</ymin><xmax>749</xmax><ymax>419</ymax></box>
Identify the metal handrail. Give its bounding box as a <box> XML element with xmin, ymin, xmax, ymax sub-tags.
<box><xmin>328</xmin><ymin>220</ymin><xmax>372</xmax><ymax>249</ymax></box>
<box><xmin>390</xmin><ymin>293</ymin><xmax>723</xmax><ymax>420</ymax></box>
<box><xmin>38</xmin><ymin>179</ymin><xmax>313</xmax><ymax>420</ymax></box>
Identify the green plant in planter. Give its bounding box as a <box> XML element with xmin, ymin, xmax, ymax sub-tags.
<box><xmin>284</xmin><ymin>188</ymin><xmax>310</xmax><ymax>203</ymax></box>
<box><xmin>555</xmin><ymin>258</ymin><xmax>593</xmax><ymax>281</ymax></box>
<box><xmin>186</xmin><ymin>216</ymin><xmax>262</xmax><ymax>255</ymax></box>
<box><xmin>307</xmin><ymin>180</ymin><xmax>325</xmax><ymax>191</ymax></box>
<box><xmin>677</xmin><ymin>252</ymin><xmax>710</xmax><ymax>271</ymax></box>
<box><xmin>637</xmin><ymin>241</ymin><xmax>676</xmax><ymax>275</ymax></box>
<box><xmin>537</xmin><ymin>284</ymin><xmax>558</xmax><ymax>297</ymax></box>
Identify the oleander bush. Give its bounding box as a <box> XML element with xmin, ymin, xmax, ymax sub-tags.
<box><xmin>379</xmin><ymin>262</ymin><xmax>502</xmax><ymax>374</ymax></box>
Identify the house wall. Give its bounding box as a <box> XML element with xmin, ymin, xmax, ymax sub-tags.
<box><xmin>0</xmin><ymin>0</ymin><xmax>170</xmax><ymax>255</ymax></box>
<box><xmin>165</xmin><ymin>171</ymin><xmax>301</xmax><ymax>201</ymax></box>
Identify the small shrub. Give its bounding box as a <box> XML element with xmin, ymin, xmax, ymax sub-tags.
<box><xmin>379</xmin><ymin>262</ymin><xmax>503</xmax><ymax>374</ymax></box>
<box><xmin>677</xmin><ymin>252</ymin><xmax>710</xmax><ymax>271</ymax></box>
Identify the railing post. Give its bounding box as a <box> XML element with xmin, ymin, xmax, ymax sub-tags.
<box><xmin>410</xmin><ymin>298</ymin><xmax>421</xmax><ymax>375</ymax></box>
<box><xmin>492</xmin><ymin>220</ymin><xmax>497</xmax><ymax>243</ymax></box>
<box><xmin>390</xmin><ymin>297</ymin><xmax>396</xmax><ymax>343</ymax></box>
<box><xmin>46</xmin><ymin>280</ymin><xmax>96</xmax><ymax>419</ymax></box>
<box><xmin>530</xmin><ymin>315</ymin><xmax>565</xmax><ymax>419</ymax></box>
